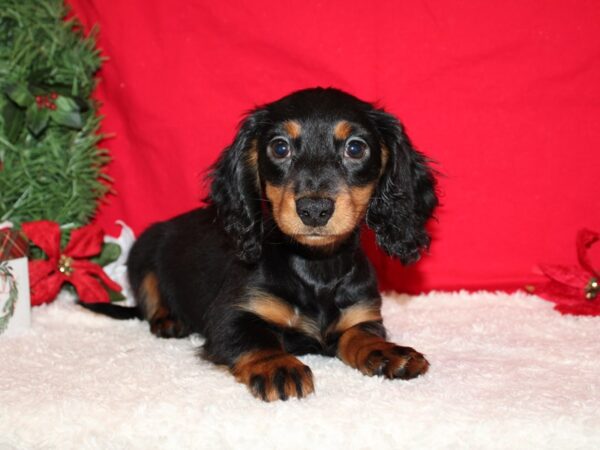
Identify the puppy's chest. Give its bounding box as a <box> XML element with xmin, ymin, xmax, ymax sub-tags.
<box><xmin>247</xmin><ymin>257</ymin><xmax>360</xmax><ymax>355</ymax></box>
<box><xmin>256</xmin><ymin>288</ymin><xmax>343</xmax><ymax>356</ymax></box>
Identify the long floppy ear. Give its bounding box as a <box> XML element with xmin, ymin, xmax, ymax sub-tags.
<box><xmin>208</xmin><ymin>108</ymin><xmax>269</xmax><ymax>263</ymax></box>
<box><xmin>366</xmin><ymin>109</ymin><xmax>438</xmax><ymax>265</ymax></box>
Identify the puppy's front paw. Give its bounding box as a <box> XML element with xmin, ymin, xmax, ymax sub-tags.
<box><xmin>361</xmin><ymin>344</ymin><xmax>429</xmax><ymax>380</ymax></box>
<box><xmin>232</xmin><ymin>350</ymin><xmax>314</xmax><ymax>401</ymax></box>
<box><xmin>338</xmin><ymin>327</ymin><xmax>429</xmax><ymax>379</ymax></box>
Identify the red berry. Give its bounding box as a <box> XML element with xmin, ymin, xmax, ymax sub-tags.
<box><xmin>50</xmin><ymin>92</ymin><xmax>58</xmax><ymax>99</ymax></box>
<box><xmin>49</xmin><ymin>103</ymin><xmax>57</xmax><ymax>110</ymax></box>
<box><xmin>36</xmin><ymin>96</ymin><xmax>43</xmax><ymax>103</ymax></box>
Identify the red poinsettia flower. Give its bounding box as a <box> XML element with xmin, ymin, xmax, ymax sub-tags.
<box><xmin>532</xmin><ymin>229</ymin><xmax>599</xmax><ymax>316</ymax></box>
<box><xmin>22</xmin><ymin>220</ymin><xmax>122</xmax><ymax>306</ymax></box>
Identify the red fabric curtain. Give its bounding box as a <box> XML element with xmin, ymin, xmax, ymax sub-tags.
<box><xmin>68</xmin><ymin>0</ymin><xmax>600</xmax><ymax>293</ymax></box>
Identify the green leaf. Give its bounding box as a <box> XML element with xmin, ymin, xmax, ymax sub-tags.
<box><xmin>55</xmin><ymin>96</ymin><xmax>80</xmax><ymax>112</ymax></box>
<box><xmin>49</xmin><ymin>109</ymin><xmax>83</xmax><ymax>129</ymax></box>
<box><xmin>108</xmin><ymin>288</ymin><xmax>126</xmax><ymax>303</ymax></box>
<box><xmin>26</xmin><ymin>106</ymin><xmax>50</xmax><ymax>137</ymax></box>
<box><xmin>91</xmin><ymin>242</ymin><xmax>122</xmax><ymax>267</ymax></box>
<box><xmin>4</xmin><ymin>84</ymin><xmax>34</xmax><ymax>107</ymax></box>
<box><xmin>1</xmin><ymin>100</ymin><xmax>26</xmax><ymax>143</ymax></box>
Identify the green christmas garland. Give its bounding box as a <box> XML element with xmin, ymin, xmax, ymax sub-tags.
<box><xmin>0</xmin><ymin>0</ymin><xmax>110</xmax><ymax>228</ymax></box>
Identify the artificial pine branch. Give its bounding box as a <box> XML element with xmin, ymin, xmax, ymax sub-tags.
<box><xmin>0</xmin><ymin>0</ymin><xmax>110</xmax><ymax>228</ymax></box>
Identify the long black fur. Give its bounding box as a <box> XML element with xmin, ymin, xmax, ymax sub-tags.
<box><xmin>209</xmin><ymin>108</ymin><xmax>269</xmax><ymax>263</ymax></box>
<box><xmin>366</xmin><ymin>109</ymin><xmax>438</xmax><ymax>264</ymax></box>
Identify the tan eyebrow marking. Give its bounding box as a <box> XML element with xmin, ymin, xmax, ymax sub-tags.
<box><xmin>333</xmin><ymin>120</ymin><xmax>353</xmax><ymax>140</ymax></box>
<box><xmin>283</xmin><ymin>120</ymin><xmax>302</xmax><ymax>139</ymax></box>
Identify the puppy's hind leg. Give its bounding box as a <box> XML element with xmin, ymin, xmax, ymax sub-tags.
<box><xmin>127</xmin><ymin>223</ymin><xmax>189</xmax><ymax>339</ymax></box>
<box><xmin>137</xmin><ymin>272</ymin><xmax>189</xmax><ymax>339</ymax></box>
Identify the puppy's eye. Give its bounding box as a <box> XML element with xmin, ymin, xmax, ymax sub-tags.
<box><xmin>344</xmin><ymin>138</ymin><xmax>368</xmax><ymax>159</ymax></box>
<box><xmin>268</xmin><ymin>138</ymin><xmax>291</xmax><ymax>159</ymax></box>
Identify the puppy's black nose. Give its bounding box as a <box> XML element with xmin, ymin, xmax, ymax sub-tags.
<box><xmin>296</xmin><ymin>197</ymin><xmax>335</xmax><ymax>227</ymax></box>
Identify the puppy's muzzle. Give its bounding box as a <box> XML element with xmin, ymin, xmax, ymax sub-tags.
<box><xmin>295</xmin><ymin>197</ymin><xmax>335</xmax><ymax>227</ymax></box>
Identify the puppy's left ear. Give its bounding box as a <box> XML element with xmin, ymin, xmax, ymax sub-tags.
<box><xmin>208</xmin><ymin>108</ymin><xmax>268</xmax><ymax>263</ymax></box>
<box><xmin>366</xmin><ymin>109</ymin><xmax>438</xmax><ymax>264</ymax></box>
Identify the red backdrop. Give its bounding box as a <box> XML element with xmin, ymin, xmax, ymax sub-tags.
<box><xmin>68</xmin><ymin>0</ymin><xmax>600</xmax><ymax>293</ymax></box>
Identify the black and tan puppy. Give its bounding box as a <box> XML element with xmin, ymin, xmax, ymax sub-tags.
<box><xmin>90</xmin><ymin>87</ymin><xmax>438</xmax><ymax>401</ymax></box>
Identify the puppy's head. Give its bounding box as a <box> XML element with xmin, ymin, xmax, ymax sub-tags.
<box><xmin>209</xmin><ymin>87</ymin><xmax>437</xmax><ymax>264</ymax></box>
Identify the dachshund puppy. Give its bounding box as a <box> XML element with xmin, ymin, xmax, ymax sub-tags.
<box><xmin>93</xmin><ymin>87</ymin><xmax>438</xmax><ymax>401</ymax></box>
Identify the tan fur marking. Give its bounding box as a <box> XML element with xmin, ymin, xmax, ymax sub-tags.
<box><xmin>239</xmin><ymin>290</ymin><xmax>321</xmax><ymax>341</ymax></box>
<box><xmin>333</xmin><ymin>120</ymin><xmax>352</xmax><ymax>140</ymax></box>
<box><xmin>293</xmin><ymin>234</ymin><xmax>345</xmax><ymax>247</ymax></box>
<box><xmin>265</xmin><ymin>182</ymin><xmax>302</xmax><ymax>236</ymax></box>
<box><xmin>140</xmin><ymin>272</ymin><xmax>161</xmax><ymax>320</ymax></box>
<box><xmin>326</xmin><ymin>183</ymin><xmax>376</xmax><ymax>235</ymax></box>
<box><xmin>334</xmin><ymin>303</ymin><xmax>382</xmax><ymax>334</ymax></box>
<box><xmin>241</xmin><ymin>294</ymin><xmax>297</xmax><ymax>327</ymax></box>
<box><xmin>264</xmin><ymin>182</ymin><xmax>285</xmax><ymax>206</ymax></box>
<box><xmin>348</xmin><ymin>184</ymin><xmax>376</xmax><ymax>215</ymax></box>
<box><xmin>283</xmin><ymin>120</ymin><xmax>302</xmax><ymax>139</ymax></box>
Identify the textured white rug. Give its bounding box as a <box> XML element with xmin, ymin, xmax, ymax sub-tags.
<box><xmin>1</xmin><ymin>291</ymin><xmax>599</xmax><ymax>450</ymax></box>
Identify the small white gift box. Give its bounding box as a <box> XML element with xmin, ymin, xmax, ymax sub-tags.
<box><xmin>1</xmin><ymin>224</ymin><xmax>31</xmax><ymax>336</ymax></box>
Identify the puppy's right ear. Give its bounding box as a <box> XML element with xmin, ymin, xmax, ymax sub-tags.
<box><xmin>208</xmin><ymin>108</ymin><xmax>269</xmax><ymax>263</ymax></box>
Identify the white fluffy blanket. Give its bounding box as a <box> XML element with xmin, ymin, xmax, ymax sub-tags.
<box><xmin>1</xmin><ymin>291</ymin><xmax>599</xmax><ymax>449</ymax></box>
